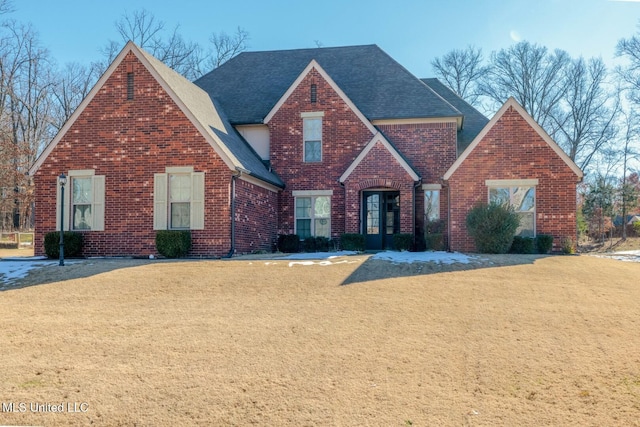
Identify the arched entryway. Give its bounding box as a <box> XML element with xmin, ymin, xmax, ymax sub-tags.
<box><xmin>362</xmin><ymin>190</ymin><xmax>400</xmax><ymax>249</ymax></box>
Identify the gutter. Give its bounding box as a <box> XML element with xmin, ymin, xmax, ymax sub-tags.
<box><xmin>224</xmin><ymin>167</ymin><xmax>250</xmax><ymax>258</ymax></box>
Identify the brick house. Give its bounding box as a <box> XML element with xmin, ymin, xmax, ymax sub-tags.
<box><xmin>29</xmin><ymin>42</ymin><xmax>582</xmax><ymax>257</ymax></box>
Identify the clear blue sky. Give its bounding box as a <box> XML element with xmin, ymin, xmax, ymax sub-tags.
<box><xmin>9</xmin><ymin>0</ymin><xmax>640</xmax><ymax>77</ymax></box>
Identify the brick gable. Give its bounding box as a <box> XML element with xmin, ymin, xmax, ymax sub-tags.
<box><xmin>33</xmin><ymin>51</ymin><xmax>274</xmax><ymax>257</ymax></box>
<box><xmin>447</xmin><ymin>104</ymin><xmax>581</xmax><ymax>252</ymax></box>
<box><xmin>268</xmin><ymin>68</ymin><xmax>374</xmax><ymax>236</ymax></box>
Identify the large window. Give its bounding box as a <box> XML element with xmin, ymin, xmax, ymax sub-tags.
<box><xmin>154</xmin><ymin>167</ymin><xmax>205</xmax><ymax>230</ymax></box>
<box><xmin>303</xmin><ymin>114</ymin><xmax>322</xmax><ymax>162</ymax></box>
<box><xmin>295</xmin><ymin>195</ymin><xmax>331</xmax><ymax>238</ymax></box>
<box><xmin>58</xmin><ymin>170</ymin><xmax>105</xmax><ymax>232</ymax></box>
<box><xmin>488</xmin><ymin>182</ymin><xmax>536</xmax><ymax>237</ymax></box>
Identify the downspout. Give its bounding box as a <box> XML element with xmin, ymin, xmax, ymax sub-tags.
<box><xmin>413</xmin><ymin>179</ymin><xmax>422</xmax><ymax>250</ymax></box>
<box><xmin>445</xmin><ymin>180</ymin><xmax>451</xmax><ymax>252</ymax></box>
<box><xmin>224</xmin><ymin>168</ymin><xmax>247</xmax><ymax>258</ymax></box>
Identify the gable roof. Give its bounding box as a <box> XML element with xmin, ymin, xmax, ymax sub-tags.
<box><xmin>263</xmin><ymin>59</ymin><xmax>376</xmax><ymax>135</ymax></box>
<box><xmin>443</xmin><ymin>97</ymin><xmax>583</xmax><ymax>180</ymax></box>
<box><xmin>194</xmin><ymin>45</ymin><xmax>463</xmax><ymax>125</ymax></box>
<box><xmin>421</xmin><ymin>78</ymin><xmax>489</xmax><ymax>153</ymax></box>
<box><xmin>30</xmin><ymin>42</ymin><xmax>283</xmax><ymax>189</ymax></box>
<box><xmin>339</xmin><ymin>132</ymin><xmax>420</xmax><ymax>183</ymax></box>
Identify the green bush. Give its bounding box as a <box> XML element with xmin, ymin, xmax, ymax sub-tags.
<box><xmin>155</xmin><ymin>230</ymin><xmax>191</xmax><ymax>258</ymax></box>
<box><xmin>277</xmin><ymin>234</ymin><xmax>300</xmax><ymax>253</ymax></box>
<box><xmin>466</xmin><ymin>202</ymin><xmax>520</xmax><ymax>254</ymax></box>
<box><xmin>510</xmin><ymin>236</ymin><xmax>535</xmax><ymax>254</ymax></box>
<box><xmin>535</xmin><ymin>234</ymin><xmax>554</xmax><ymax>254</ymax></box>
<box><xmin>392</xmin><ymin>233</ymin><xmax>413</xmax><ymax>251</ymax></box>
<box><xmin>423</xmin><ymin>219</ymin><xmax>445</xmax><ymax>251</ymax></box>
<box><xmin>424</xmin><ymin>233</ymin><xmax>445</xmax><ymax>251</ymax></box>
<box><xmin>633</xmin><ymin>221</ymin><xmax>640</xmax><ymax>236</ymax></box>
<box><xmin>44</xmin><ymin>231</ymin><xmax>83</xmax><ymax>258</ymax></box>
<box><xmin>561</xmin><ymin>237</ymin><xmax>576</xmax><ymax>255</ymax></box>
<box><xmin>340</xmin><ymin>233</ymin><xmax>365</xmax><ymax>251</ymax></box>
<box><xmin>303</xmin><ymin>236</ymin><xmax>330</xmax><ymax>252</ymax></box>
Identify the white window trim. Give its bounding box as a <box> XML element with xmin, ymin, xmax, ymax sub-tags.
<box><xmin>57</xmin><ymin>169</ymin><xmax>105</xmax><ymax>232</ymax></box>
<box><xmin>422</xmin><ymin>183</ymin><xmax>442</xmax><ymax>191</ymax></box>
<box><xmin>301</xmin><ymin>111</ymin><xmax>325</xmax><ymax>118</ymax></box>
<box><xmin>292</xmin><ymin>190</ymin><xmax>333</xmax><ymax>197</ymax></box>
<box><xmin>153</xmin><ymin>167</ymin><xmax>204</xmax><ymax>230</ymax></box>
<box><xmin>485</xmin><ymin>179</ymin><xmax>538</xmax><ymax>187</ymax></box>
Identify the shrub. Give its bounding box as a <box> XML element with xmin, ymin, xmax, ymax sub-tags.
<box><xmin>155</xmin><ymin>230</ymin><xmax>191</xmax><ymax>258</ymax></box>
<box><xmin>340</xmin><ymin>233</ymin><xmax>365</xmax><ymax>251</ymax></box>
<box><xmin>510</xmin><ymin>236</ymin><xmax>535</xmax><ymax>254</ymax></box>
<box><xmin>561</xmin><ymin>237</ymin><xmax>576</xmax><ymax>255</ymax></box>
<box><xmin>466</xmin><ymin>202</ymin><xmax>520</xmax><ymax>254</ymax></box>
<box><xmin>633</xmin><ymin>221</ymin><xmax>640</xmax><ymax>236</ymax></box>
<box><xmin>423</xmin><ymin>219</ymin><xmax>445</xmax><ymax>251</ymax></box>
<box><xmin>44</xmin><ymin>231</ymin><xmax>83</xmax><ymax>258</ymax></box>
<box><xmin>535</xmin><ymin>234</ymin><xmax>554</xmax><ymax>254</ymax></box>
<box><xmin>303</xmin><ymin>236</ymin><xmax>330</xmax><ymax>252</ymax></box>
<box><xmin>277</xmin><ymin>234</ymin><xmax>300</xmax><ymax>253</ymax></box>
<box><xmin>392</xmin><ymin>233</ymin><xmax>413</xmax><ymax>251</ymax></box>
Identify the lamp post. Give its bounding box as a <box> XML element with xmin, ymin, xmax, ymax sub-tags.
<box><xmin>58</xmin><ymin>173</ymin><xmax>67</xmax><ymax>266</ymax></box>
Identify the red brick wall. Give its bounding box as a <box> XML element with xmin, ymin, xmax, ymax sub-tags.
<box><xmin>33</xmin><ymin>51</ymin><xmax>275</xmax><ymax>258</ymax></box>
<box><xmin>234</xmin><ymin>178</ymin><xmax>279</xmax><ymax>254</ymax></box>
<box><xmin>378</xmin><ymin>122</ymin><xmax>456</xmax><ymax>240</ymax></box>
<box><xmin>268</xmin><ymin>68</ymin><xmax>374</xmax><ymax>237</ymax></box>
<box><xmin>342</xmin><ymin>142</ymin><xmax>416</xmax><ymax>234</ymax></box>
<box><xmin>447</xmin><ymin>105</ymin><xmax>580</xmax><ymax>252</ymax></box>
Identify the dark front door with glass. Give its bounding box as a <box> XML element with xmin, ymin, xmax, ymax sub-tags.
<box><xmin>363</xmin><ymin>191</ymin><xmax>400</xmax><ymax>250</ymax></box>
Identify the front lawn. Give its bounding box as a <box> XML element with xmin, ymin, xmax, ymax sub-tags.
<box><xmin>0</xmin><ymin>254</ymin><xmax>639</xmax><ymax>426</ymax></box>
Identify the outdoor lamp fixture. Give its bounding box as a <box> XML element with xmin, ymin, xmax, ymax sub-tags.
<box><xmin>58</xmin><ymin>173</ymin><xmax>67</xmax><ymax>266</ymax></box>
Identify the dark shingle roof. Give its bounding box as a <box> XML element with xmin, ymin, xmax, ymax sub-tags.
<box><xmin>195</xmin><ymin>45</ymin><xmax>462</xmax><ymax>124</ymax></box>
<box><xmin>420</xmin><ymin>78</ymin><xmax>489</xmax><ymax>153</ymax></box>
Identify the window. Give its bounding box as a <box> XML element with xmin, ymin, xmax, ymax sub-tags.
<box><xmin>169</xmin><ymin>174</ymin><xmax>192</xmax><ymax>229</ymax></box>
<box><xmin>425</xmin><ymin>190</ymin><xmax>440</xmax><ymax>221</ymax></box>
<box><xmin>303</xmin><ymin>116</ymin><xmax>322</xmax><ymax>162</ymax></box>
<box><xmin>57</xmin><ymin>170</ymin><xmax>105</xmax><ymax>232</ymax></box>
<box><xmin>488</xmin><ymin>184</ymin><xmax>536</xmax><ymax>237</ymax></box>
<box><xmin>72</xmin><ymin>177</ymin><xmax>93</xmax><ymax>230</ymax></box>
<box><xmin>295</xmin><ymin>195</ymin><xmax>331</xmax><ymax>238</ymax></box>
<box><xmin>154</xmin><ymin>167</ymin><xmax>205</xmax><ymax>230</ymax></box>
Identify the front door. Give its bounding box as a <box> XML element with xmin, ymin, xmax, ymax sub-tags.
<box><xmin>363</xmin><ymin>191</ymin><xmax>400</xmax><ymax>250</ymax></box>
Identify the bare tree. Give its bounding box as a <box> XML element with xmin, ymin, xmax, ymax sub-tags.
<box><xmin>616</xmin><ymin>29</ymin><xmax>640</xmax><ymax>105</ymax></box>
<box><xmin>431</xmin><ymin>45</ymin><xmax>487</xmax><ymax>107</ymax></box>
<box><xmin>101</xmin><ymin>9</ymin><xmax>204</xmax><ymax>80</ymax></box>
<box><xmin>205</xmin><ymin>27</ymin><xmax>249</xmax><ymax>70</ymax></box>
<box><xmin>552</xmin><ymin>57</ymin><xmax>620</xmax><ymax>172</ymax></box>
<box><xmin>101</xmin><ymin>10</ymin><xmax>249</xmax><ymax>80</ymax></box>
<box><xmin>50</xmin><ymin>62</ymin><xmax>102</xmax><ymax>130</ymax></box>
<box><xmin>0</xmin><ymin>20</ymin><xmax>55</xmax><ymax>230</ymax></box>
<box><xmin>480</xmin><ymin>41</ymin><xmax>570</xmax><ymax>135</ymax></box>
<box><xmin>618</xmin><ymin>110</ymin><xmax>640</xmax><ymax>239</ymax></box>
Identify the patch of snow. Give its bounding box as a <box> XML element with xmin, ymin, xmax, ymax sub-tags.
<box><xmin>372</xmin><ymin>251</ymin><xmax>477</xmax><ymax>265</ymax></box>
<box><xmin>288</xmin><ymin>259</ymin><xmax>359</xmax><ymax>267</ymax></box>
<box><xmin>0</xmin><ymin>259</ymin><xmax>57</xmax><ymax>289</ymax></box>
<box><xmin>281</xmin><ymin>251</ymin><xmax>358</xmax><ymax>260</ymax></box>
<box><xmin>593</xmin><ymin>253</ymin><xmax>640</xmax><ymax>263</ymax></box>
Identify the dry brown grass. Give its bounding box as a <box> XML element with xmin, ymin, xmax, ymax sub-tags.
<box><xmin>1</xmin><ymin>254</ymin><xmax>640</xmax><ymax>426</ymax></box>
